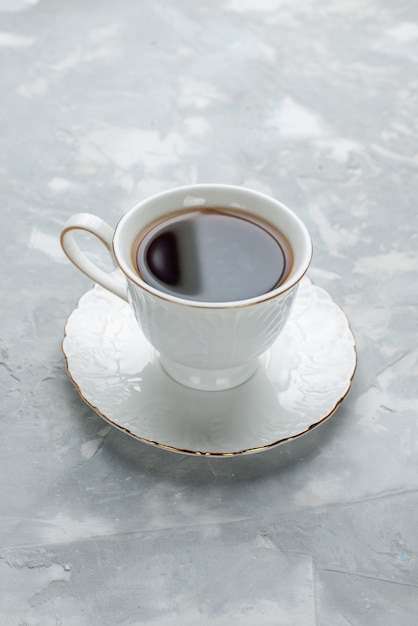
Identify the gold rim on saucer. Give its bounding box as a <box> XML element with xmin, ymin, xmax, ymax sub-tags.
<box><xmin>62</xmin><ymin>277</ymin><xmax>357</xmax><ymax>457</ymax></box>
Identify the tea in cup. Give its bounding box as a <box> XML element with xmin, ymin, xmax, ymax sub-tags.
<box><xmin>60</xmin><ymin>184</ymin><xmax>312</xmax><ymax>390</ymax></box>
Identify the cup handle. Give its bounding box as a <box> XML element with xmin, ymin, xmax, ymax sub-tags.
<box><xmin>60</xmin><ymin>213</ymin><xmax>129</xmax><ymax>302</ymax></box>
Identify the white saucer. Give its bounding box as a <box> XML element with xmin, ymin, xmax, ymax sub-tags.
<box><xmin>62</xmin><ymin>277</ymin><xmax>357</xmax><ymax>456</ymax></box>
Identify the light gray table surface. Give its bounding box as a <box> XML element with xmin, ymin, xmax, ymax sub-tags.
<box><xmin>1</xmin><ymin>0</ymin><xmax>417</xmax><ymax>624</ymax></box>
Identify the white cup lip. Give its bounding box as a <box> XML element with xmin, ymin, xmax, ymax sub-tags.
<box><xmin>113</xmin><ymin>184</ymin><xmax>313</xmax><ymax>309</ymax></box>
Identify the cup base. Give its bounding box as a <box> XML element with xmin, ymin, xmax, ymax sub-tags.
<box><xmin>159</xmin><ymin>355</ymin><xmax>263</xmax><ymax>391</ymax></box>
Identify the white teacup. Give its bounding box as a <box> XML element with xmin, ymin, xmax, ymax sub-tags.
<box><xmin>60</xmin><ymin>184</ymin><xmax>312</xmax><ymax>391</ymax></box>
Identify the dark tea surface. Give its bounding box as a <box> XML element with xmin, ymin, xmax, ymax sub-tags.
<box><xmin>134</xmin><ymin>208</ymin><xmax>292</xmax><ymax>302</ymax></box>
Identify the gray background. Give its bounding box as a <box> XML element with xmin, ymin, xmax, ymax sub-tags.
<box><xmin>1</xmin><ymin>0</ymin><xmax>417</xmax><ymax>624</ymax></box>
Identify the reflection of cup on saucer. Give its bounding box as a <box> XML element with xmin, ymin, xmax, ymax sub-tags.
<box><xmin>60</xmin><ymin>184</ymin><xmax>312</xmax><ymax>391</ymax></box>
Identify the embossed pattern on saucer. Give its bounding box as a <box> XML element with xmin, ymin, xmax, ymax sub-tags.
<box><xmin>62</xmin><ymin>277</ymin><xmax>357</xmax><ymax>456</ymax></box>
